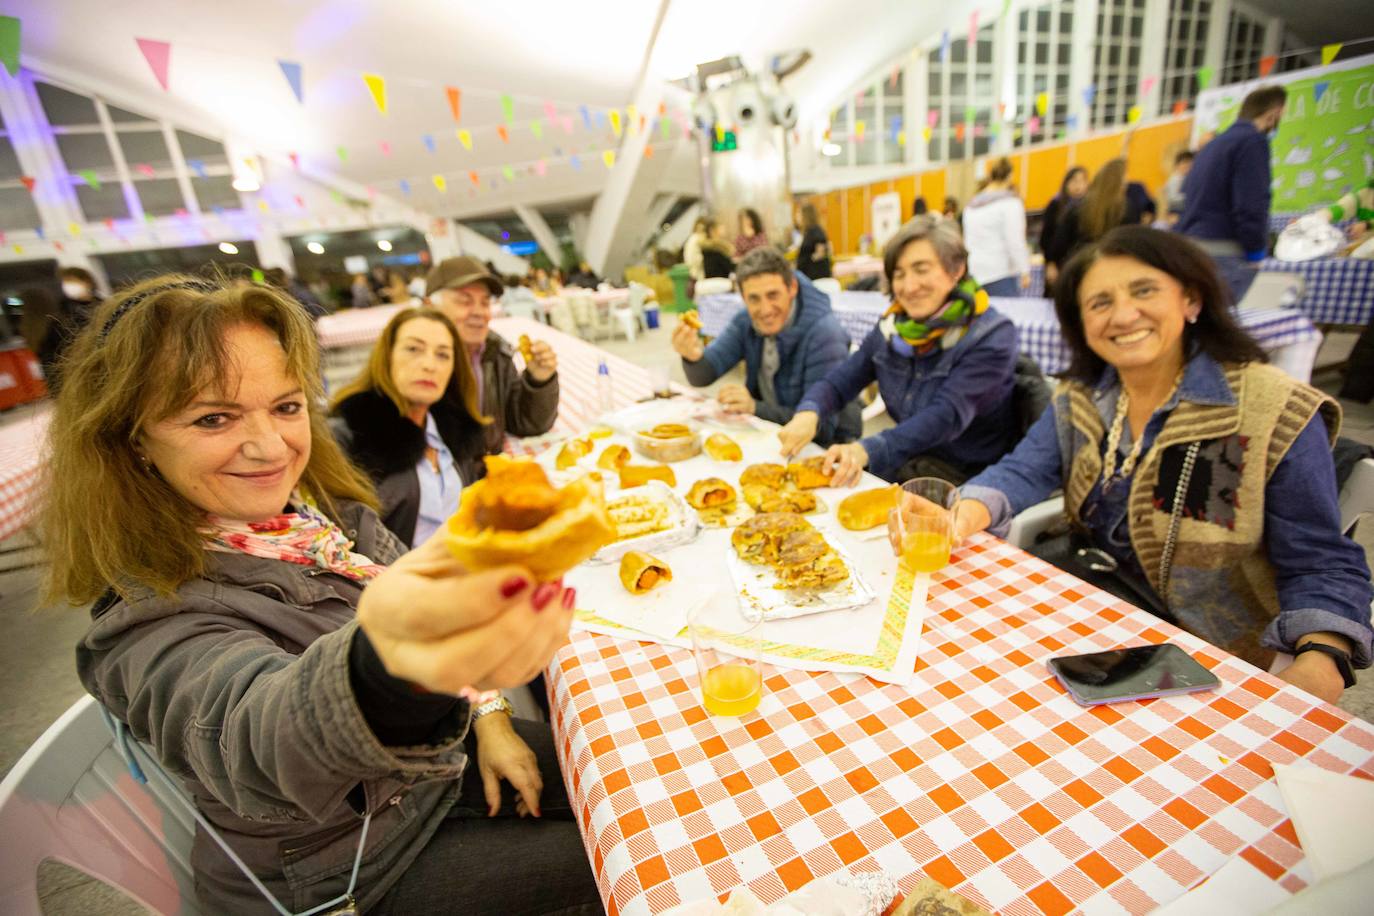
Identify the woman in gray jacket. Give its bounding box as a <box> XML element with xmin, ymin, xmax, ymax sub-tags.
<box><xmin>42</xmin><ymin>276</ymin><xmax>600</xmax><ymax>915</ymax></box>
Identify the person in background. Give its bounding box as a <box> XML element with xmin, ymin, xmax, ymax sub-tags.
<box><xmin>350</xmin><ymin>273</ymin><xmax>375</xmax><ymax>309</ymax></box>
<box><xmin>942</xmin><ymin>197</ymin><xmax>961</xmax><ymax>222</ymax></box>
<box><xmin>406</xmin><ymin>269</ymin><xmax>427</xmax><ymax>300</ymax></box>
<box><xmin>1039</xmin><ymin>166</ymin><xmax>1089</xmax><ymax>290</ymax></box>
<box><xmin>672</xmin><ymin>246</ymin><xmax>860</xmax><ymax>444</ymax></box>
<box><xmin>913</xmin><ymin>197</ymin><xmax>930</xmax><ymax>218</ymax></box>
<box><xmin>331</xmin><ymin>308</ymin><xmax>488</xmax><ymax>547</ymax></box>
<box><xmin>795</xmin><ymin>202</ymin><xmax>832</xmax><ymax>281</ymax></box>
<box><xmin>961</xmin><ymin>157</ymin><xmax>1032</xmax><ymax>297</ymax></box>
<box><xmin>17</xmin><ymin>286</ymin><xmax>65</xmax><ymax>382</ymax></box>
<box><xmin>500</xmin><ymin>273</ymin><xmax>545</xmax><ymax>321</ymax></box>
<box><xmin>368</xmin><ymin>264</ymin><xmax>390</xmax><ymax>296</ymax></box>
<box><xmin>1048</xmin><ymin>159</ymin><xmax>1149</xmax><ymax>267</ymax></box>
<box><xmin>48</xmin><ymin>276</ymin><xmax>600</xmax><ymax>915</ymax></box>
<box><xmin>426</xmin><ymin>256</ymin><xmax>558</xmax><ymax>454</ymax></box>
<box><xmin>384</xmin><ymin>271</ymin><xmax>415</xmax><ymax>305</ymax></box>
<box><xmin>1176</xmin><ymin>84</ymin><xmax>1287</xmax><ymax>303</ymax></box>
<box><xmin>1161</xmin><ymin>150</ymin><xmax>1195</xmax><ymax>222</ymax></box>
<box><xmin>1125</xmin><ymin>178</ymin><xmax>1158</xmax><ymax>226</ymax></box>
<box><xmin>262</xmin><ymin>267</ymin><xmax>327</xmax><ymax>319</ymax></box>
<box><xmin>947</xmin><ymin>227</ymin><xmax>1370</xmax><ymax>703</ymax></box>
<box><xmin>683</xmin><ymin>216</ymin><xmax>709</xmax><ymax>281</ymax></box>
<box><xmin>529</xmin><ymin>267</ymin><xmax>556</xmax><ymax>296</ymax></box>
<box><xmin>734</xmin><ymin>208</ymin><xmax>770</xmax><ymax>258</ymax></box>
<box><xmin>564</xmin><ymin>260</ymin><xmax>600</xmax><ymax>289</ymax></box>
<box><xmin>779</xmin><ymin>216</ymin><xmax>1017</xmax><ymax>485</ymax></box>
<box><xmin>58</xmin><ymin>265</ymin><xmax>101</xmax><ymax>330</ymax></box>
<box><xmin>700</xmin><ymin>219</ymin><xmax>736</xmax><ymax>279</ymax></box>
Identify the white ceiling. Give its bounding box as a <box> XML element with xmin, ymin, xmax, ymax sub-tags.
<box><xmin>17</xmin><ymin>0</ymin><xmax>945</xmax><ymax>220</ymax></box>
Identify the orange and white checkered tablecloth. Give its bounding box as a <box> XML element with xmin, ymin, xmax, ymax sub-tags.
<box><xmin>0</xmin><ymin>406</ymin><xmax>50</xmax><ymax>541</ymax></box>
<box><xmin>547</xmin><ymin>533</ymin><xmax>1374</xmax><ymax>915</ymax></box>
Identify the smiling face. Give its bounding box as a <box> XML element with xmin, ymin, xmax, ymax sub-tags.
<box><xmin>139</xmin><ymin>322</ymin><xmax>311</xmax><ymax>523</ymax></box>
<box><xmin>430</xmin><ymin>282</ymin><xmax>493</xmax><ymax>349</ymax></box>
<box><xmin>389</xmin><ymin>315</ymin><xmax>455</xmax><ymax>411</ymax></box>
<box><xmin>739</xmin><ymin>272</ymin><xmax>797</xmax><ymax>336</ymax></box>
<box><xmin>1078</xmin><ymin>255</ymin><xmax>1200</xmax><ymax>378</ymax></box>
<box><xmin>889</xmin><ymin>238</ymin><xmax>964</xmax><ymax>321</ymax></box>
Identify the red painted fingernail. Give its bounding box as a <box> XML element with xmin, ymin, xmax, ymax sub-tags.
<box><xmin>532</xmin><ymin>581</ymin><xmax>560</xmax><ymax>610</ymax></box>
<box><xmin>561</xmin><ymin>587</ymin><xmax>577</xmax><ymax>610</ymax></box>
<box><xmin>500</xmin><ymin>575</ymin><xmax>530</xmax><ymax>598</ymax></box>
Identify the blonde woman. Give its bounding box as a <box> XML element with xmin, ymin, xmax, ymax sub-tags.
<box><xmin>331</xmin><ymin>308</ymin><xmax>489</xmax><ymax>547</ymax></box>
<box><xmin>44</xmin><ymin>276</ymin><xmax>599</xmax><ymax>915</ymax></box>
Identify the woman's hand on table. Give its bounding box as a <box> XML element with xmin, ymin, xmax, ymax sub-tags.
<box><xmin>717</xmin><ymin>384</ymin><xmax>755</xmax><ymax>415</ymax></box>
<box><xmin>822</xmin><ymin>442</ymin><xmax>868</xmax><ymax>488</ymax></box>
<box><xmin>356</xmin><ymin>534</ymin><xmax>576</xmax><ymax>696</ymax></box>
<box><xmin>671</xmin><ymin>321</ymin><xmax>705</xmax><ymax>361</ymax></box>
<box><xmin>886</xmin><ymin>495</ymin><xmax>991</xmax><ymax>555</ymax></box>
<box><xmin>525</xmin><ymin>339</ymin><xmax>558</xmax><ymax>382</ymax></box>
<box><xmin>777</xmin><ymin>411</ymin><xmax>819</xmax><ymax>458</ymax></box>
<box><xmin>1279</xmin><ymin>633</ymin><xmax>1356</xmax><ymax>705</ymax></box>
<box><xmin>474</xmin><ymin>712</ymin><xmax>543</xmax><ymax>817</ymax></box>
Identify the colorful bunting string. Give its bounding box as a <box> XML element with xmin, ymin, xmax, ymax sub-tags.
<box><xmin>278</xmin><ymin>60</ymin><xmax>303</xmax><ymax>104</ymax></box>
<box><xmin>446</xmin><ymin>86</ymin><xmax>461</xmax><ymax>122</ymax></box>
<box><xmin>422</xmin><ymin>134</ymin><xmax>436</xmax><ymax>154</ymax></box>
<box><xmin>362</xmin><ymin>74</ymin><xmax>387</xmax><ymax>115</ymax></box>
<box><xmin>1321</xmin><ymin>43</ymin><xmax>1342</xmax><ymax>66</ymax></box>
<box><xmin>136</xmin><ymin>38</ymin><xmax>171</xmax><ymax>91</ymax></box>
<box><xmin>0</xmin><ymin>15</ymin><xmax>21</xmax><ymax>77</ymax></box>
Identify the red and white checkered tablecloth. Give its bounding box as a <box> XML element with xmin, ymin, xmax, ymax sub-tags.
<box><xmin>548</xmin><ymin>533</ymin><xmax>1374</xmax><ymax>916</ymax></box>
<box><xmin>0</xmin><ymin>406</ymin><xmax>51</xmax><ymax>541</ymax></box>
<box><xmin>314</xmin><ymin>304</ymin><xmax>408</xmax><ymax>350</ymax></box>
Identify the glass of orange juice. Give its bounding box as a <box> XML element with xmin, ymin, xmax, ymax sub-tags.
<box><xmin>892</xmin><ymin>477</ymin><xmax>959</xmax><ymax>577</ymax></box>
<box><xmin>689</xmin><ymin>600</ymin><xmax>763</xmax><ymax>717</ymax></box>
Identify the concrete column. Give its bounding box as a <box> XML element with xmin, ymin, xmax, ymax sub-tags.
<box><xmin>1203</xmin><ymin>0</ymin><xmax>1234</xmax><ymax>88</ymax></box>
<box><xmin>657</xmin><ymin>201</ymin><xmax>700</xmax><ymax>257</ymax></box>
<box><xmin>993</xmin><ymin>5</ymin><xmax>1016</xmax><ymax>154</ymax></box>
<box><xmin>907</xmin><ymin>52</ymin><xmax>928</xmax><ymax>168</ymax></box>
<box><xmin>513</xmin><ymin>203</ymin><xmax>564</xmax><ymax>266</ymax></box>
<box><xmin>1069</xmin><ymin>0</ymin><xmax>1100</xmax><ymax>138</ymax></box>
<box><xmin>1138</xmin><ymin>0</ymin><xmax>1170</xmax><ymax>118</ymax></box>
<box><xmin>253</xmin><ymin>227</ymin><xmax>297</xmax><ymax>273</ymax></box>
<box><xmin>568</xmin><ymin>212</ymin><xmax>590</xmax><ymax>259</ymax></box>
<box><xmin>1260</xmin><ymin>15</ymin><xmax>1282</xmax><ymax>62</ymax></box>
<box><xmin>452</xmin><ymin>221</ymin><xmax>529</xmax><ymax>275</ymax></box>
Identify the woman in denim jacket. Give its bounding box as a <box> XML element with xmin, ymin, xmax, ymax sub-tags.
<box><xmin>779</xmin><ymin>216</ymin><xmax>1018</xmax><ymax>485</ymax></box>
<box><xmin>947</xmin><ymin>227</ymin><xmax>1372</xmax><ymax>704</ymax></box>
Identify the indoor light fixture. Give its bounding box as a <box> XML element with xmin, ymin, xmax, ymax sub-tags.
<box><xmin>306</xmin><ymin>241</ymin><xmax>325</xmax><ymax>254</ymax></box>
<box><xmin>821</xmin><ymin>142</ymin><xmax>842</xmax><ymax>157</ymax></box>
<box><xmin>377</xmin><ymin>239</ymin><xmax>393</xmax><ymax>251</ymax></box>
<box><xmin>217</xmin><ymin>242</ymin><xmax>239</xmax><ymax>255</ymax></box>
<box><xmin>231</xmin><ymin>176</ymin><xmax>260</xmax><ymax>192</ymax></box>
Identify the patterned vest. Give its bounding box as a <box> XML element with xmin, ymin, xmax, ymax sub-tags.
<box><xmin>1057</xmin><ymin>362</ymin><xmax>1340</xmax><ymax>667</ymax></box>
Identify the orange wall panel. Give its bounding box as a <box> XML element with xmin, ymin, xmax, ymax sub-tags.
<box><xmin>1125</xmin><ymin>119</ymin><xmax>1194</xmax><ymax>197</ymax></box>
<box><xmin>1025</xmin><ymin>145</ymin><xmax>1071</xmax><ymax>212</ymax></box>
<box><xmin>919</xmin><ymin>170</ymin><xmax>947</xmax><ymax>212</ymax></box>
<box><xmin>844</xmin><ymin>186</ymin><xmax>867</xmax><ymax>254</ymax></box>
<box><xmin>1071</xmin><ymin>135</ymin><xmax>1127</xmax><ymax>177</ymax></box>
<box><xmin>895</xmin><ymin>174</ymin><xmax>917</xmax><ymax>221</ymax></box>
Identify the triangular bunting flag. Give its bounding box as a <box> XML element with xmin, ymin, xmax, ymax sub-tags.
<box><xmin>135</xmin><ymin>38</ymin><xmax>171</xmax><ymax>91</ymax></box>
<box><xmin>446</xmin><ymin>86</ymin><xmax>461</xmax><ymax>122</ymax></box>
<box><xmin>602</xmin><ymin>150</ymin><xmax>615</xmax><ymax>168</ymax></box>
<box><xmin>423</xmin><ymin>134</ymin><xmax>436</xmax><ymax>154</ymax></box>
<box><xmin>379</xmin><ymin>141</ymin><xmax>391</xmax><ymax>156</ymax></box>
<box><xmin>561</xmin><ymin>115</ymin><xmax>574</xmax><ymax>134</ymax></box>
<box><xmin>77</xmin><ymin>169</ymin><xmax>100</xmax><ymax>189</ymax></box>
<box><xmin>1082</xmin><ymin>84</ymin><xmax>1097</xmax><ymax>106</ymax></box>
<box><xmin>102</xmin><ymin>218</ymin><xmax>114</xmax><ymax>230</ymax></box>
<box><xmin>278</xmin><ymin>60</ymin><xmax>303</xmax><ymax>104</ymax></box>
<box><xmin>579</xmin><ymin>105</ymin><xmax>592</xmax><ymax>130</ymax></box>
<box><xmin>362</xmin><ymin>73</ymin><xmax>387</xmax><ymax>115</ymax></box>
<box><xmin>1259</xmin><ymin>55</ymin><xmax>1276</xmax><ymax>77</ymax></box>
<box><xmin>501</xmin><ymin>94</ymin><xmax>514</xmax><ymax>124</ymax></box>
<box><xmin>1028</xmin><ymin>115</ymin><xmax>1041</xmax><ymax>133</ymax></box>
<box><xmin>954</xmin><ymin>123</ymin><xmax>966</xmax><ymax>142</ymax></box>
<box><xmin>294</xmin><ymin>194</ymin><xmax>305</xmax><ymax>207</ymax></box>
<box><xmin>609</xmin><ymin>109</ymin><xmax>622</xmax><ymax>136</ymax></box>
<box><xmin>257</xmin><ymin>200</ymin><xmax>270</xmax><ymax>212</ymax></box>
<box><xmin>432</xmin><ymin>174</ymin><xmax>447</xmax><ymax>193</ymax></box>
<box><xmin>643</xmin><ymin>144</ymin><xmax>654</xmax><ymax>158</ymax></box>
<box><xmin>967</xmin><ymin>11</ymin><xmax>979</xmax><ymax>47</ymax></box>
<box><xmin>660</xmin><ymin>115</ymin><xmax>671</xmax><ymax>140</ymax></box>
<box><xmin>535</xmin><ymin>159</ymin><xmax>547</xmax><ymax>177</ymax></box>
<box><xmin>0</xmin><ymin>16</ymin><xmax>20</xmax><ymax>77</ymax></box>
<box><xmin>336</xmin><ymin>146</ymin><xmax>348</xmax><ymax>161</ymax></box>
<box><xmin>502</xmin><ymin>165</ymin><xmax>514</xmax><ymax>182</ymax></box>
<box><xmin>187</xmin><ymin>159</ymin><xmax>206</xmax><ymax>177</ymax></box>
<box><xmin>398</xmin><ymin>180</ymin><xmax>410</xmax><ymax>195</ymax></box>
<box><xmin>927</xmin><ymin>109</ymin><xmax>939</xmax><ymax>128</ymax></box>
<box><xmin>897</xmin><ymin>130</ymin><xmax>906</xmax><ymax>147</ymax></box>
<box><xmin>570</xmin><ymin>154</ymin><xmax>581</xmax><ymax>171</ymax></box>
<box><xmin>68</xmin><ymin>222</ymin><xmax>80</xmax><ymax>236</ymax></box>
<box><xmin>1127</xmin><ymin>105</ymin><xmax>1142</xmax><ymax>124</ymax></box>
<box><xmin>531</xmin><ymin>120</ymin><xmax>543</xmax><ymax>140</ymax></box>
<box><xmin>1035</xmin><ymin>93</ymin><xmax>1048</xmax><ymax>116</ymax></box>
<box><xmin>1314</xmin><ymin>81</ymin><xmax>1330</xmax><ymax>103</ymax></box>
<box><xmin>136</xmin><ymin>163</ymin><xmax>155</xmax><ymax>177</ymax></box>
<box><xmin>1172</xmin><ymin>100</ymin><xmax>1187</xmax><ymax>115</ymax></box>
<box><xmin>939</xmin><ymin>30</ymin><xmax>950</xmax><ymax>63</ymax></box>
<box><xmin>457</xmin><ymin>129</ymin><xmax>472</xmax><ymax>150</ymax></box>
<box><xmin>1140</xmin><ymin>76</ymin><xmax>1157</xmax><ymax>96</ymax></box>
<box><xmin>1066</xmin><ymin>114</ymin><xmax>1079</xmax><ymax>128</ymax></box>
<box><xmin>497</xmin><ymin>125</ymin><xmax>509</xmax><ymax>143</ymax></box>
<box><xmin>543</xmin><ymin>100</ymin><xmax>557</xmax><ymax>122</ymax></box>
<box><xmin>854</xmin><ymin>119</ymin><xmax>866</xmax><ymax>141</ymax></box>
<box><xmin>626</xmin><ymin>104</ymin><xmax>637</xmax><ymax>127</ymax></box>
<box><xmin>288</xmin><ymin>151</ymin><xmax>300</xmax><ymax>170</ymax></box>
<box><xmin>1196</xmin><ymin>67</ymin><xmax>1213</xmax><ymax>91</ymax></box>
<box><xmin>921</xmin><ymin>126</ymin><xmax>931</xmax><ymax>141</ymax></box>
<box><xmin>1321</xmin><ymin>43</ymin><xmax>1342</xmax><ymax>66</ymax></box>
<box><xmin>468</xmin><ymin>171</ymin><xmax>479</xmax><ymax>186</ymax></box>
<box><xmin>639</xmin><ymin>114</ymin><xmax>646</xmax><ymax>134</ymax></box>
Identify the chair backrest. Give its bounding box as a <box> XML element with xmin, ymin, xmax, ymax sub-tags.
<box><xmin>0</xmin><ymin>695</ymin><xmax>200</xmax><ymax>915</ymax></box>
<box><xmin>813</xmin><ymin>277</ymin><xmax>843</xmax><ymax>298</ymax></box>
<box><xmin>1010</xmin><ymin>354</ymin><xmax>1052</xmax><ymax>441</ymax></box>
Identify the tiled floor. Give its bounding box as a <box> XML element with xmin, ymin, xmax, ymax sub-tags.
<box><xmin>2</xmin><ymin>322</ymin><xmax>1371</xmax><ymax>914</ymax></box>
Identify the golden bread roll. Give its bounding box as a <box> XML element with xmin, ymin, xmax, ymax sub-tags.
<box><xmin>681</xmin><ymin>310</ymin><xmax>703</xmax><ymax>329</ymax></box>
<box><xmin>686</xmin><ymin>477</ymin><xmax>737</xmax><ymax>509</ymax></box>
<box><xmin>836</xmin><ymin>485</ymin><xmax>900</xmax><ymax>531</ymax></box>
<box><xmin>596</xmin><ymin>443</ymin><xmax>631</xmax><ymax>470</ymax></box>
<box><xmin>446</xmin><ymin>456</ymin><xmax>613</xmax><ymax>581</ymax></box>
<box><xmin>619</xmin><ymin>550</ymin><xmax>672</xmax><ymax>594</ymax></box>
<box><xmin>618</xmin><ymin>464</ymin><xmax>677</xmax><ymax>489</ymax></box>
<box><xmin>518</xmin><ymin>334</ymin><xmax>534</xmax><ymax>362</ymax></box>
<box><xmin>739</xmin><ymin>463</ymin><xmax>787</xmax><ymax>489</ymax></box>
<box><xmin>786</xmin><ymin>456</ymin><xmax>834</xmax><ymax>489</ymax></box>
<box><xmin>555</xmin><ymin>438</ymin><xmax>592</xmax><ymax>470</ymax></box>
<box><xmin>742</xmin><ymin>484</ymin><xmax>816</xmax><ymax>514</ymax></box>
<box><xmin>704</xmin><ymin>432</ymin><xmax>743</xmax><ymax>462</ymax></box>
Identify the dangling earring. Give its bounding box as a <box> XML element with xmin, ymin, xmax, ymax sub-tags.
<box><xmin>136</xmin><ymin>453</ymin><xmax>153</xmax><ymax>472</ymax></box>
<box><xmin>1186</xmin><ymin>314</ymin><xmax>1198</xmax><ymax>325</ymax></box>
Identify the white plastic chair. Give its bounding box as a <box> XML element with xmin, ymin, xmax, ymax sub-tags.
<box><xmin>813</xmin><ymin>277</ymin><xmax>843</xmax><ymax>298</ymax></box>
<box><xmin>0</xmin><ymin>695</ymin><xmax>199</xmax><ymax>915</ymax></box>
<box><xmin>1006</xmin><ymin>496</ymin><xmax>1066</xmax><ymax>550</ymax></box>
<box><xmin>546</xmin><ymin>298</ymin><xmax>577</xmax><ymax>336</ymax></box>
<box><xmin>1339</xmin><ymin>458</ymin><xmax>1374</xmax><ymax>536</ymax></box>
<box><xmin>694</xmin><ymin>277</ymin><xmax>733</xmax><ymax>297</ymax></box>
<box><xmin>1236</xmin><ymin>272</ymin><xmax>1305</xmax><ymax>311</ymax></box>
<box><xmin>566</xmin><ymin>291</ymin><xmax>596</xmax><ymax>339</ymax></box>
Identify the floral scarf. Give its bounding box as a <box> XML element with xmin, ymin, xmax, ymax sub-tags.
<box><xmin>880</xmin><ymin>277</ymin><xmax>990</xmax><ymax>355</ymax></box>
<box><xmin>203</xmin><ymin>497</ymin><xmax>385</xmax><ymax>582</ymax></box>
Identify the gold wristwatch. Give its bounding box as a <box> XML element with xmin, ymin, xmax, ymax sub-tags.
<box><xmin>472</xmin><ymin>696</ymin><xmax>514</xmax><ymax>720</ymax></box>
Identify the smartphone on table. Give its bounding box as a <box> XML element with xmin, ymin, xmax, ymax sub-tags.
<box><xmin>1048</xmin><ymin>644</ymin><xmax>1220</xmax><ymax>706</ymax></box>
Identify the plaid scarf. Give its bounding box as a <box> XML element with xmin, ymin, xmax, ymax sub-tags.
<box><xmin>203</xmin><ymin>497</ymin><xmax>385</xmax><ymax>582</ymax></box>
<box><xmin>881</xmin><ymin>278</ymin><xmax>990</xmax><ymax>355</ymax></box>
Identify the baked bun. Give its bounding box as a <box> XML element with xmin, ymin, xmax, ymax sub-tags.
<box><xmin>704</xmin><ymin>433</ymin><xmax>743</xmax><ymax>462</ymax></box>
<box><xmin>740</xmin><ymin>463</ymin><xmax>786</xmax><ymax>489</ymax></box>
<box><xmin>681</xmin><ymin>310</ymin><xmax>703</xmax><ymax>330</ymax></box>
<box><xmin>836</xmin><ymin>485</ymin><xmax>900</xmax><ymax>531</ymax></box>
<box><xmin>687</xmin><ymin>477</ymin><xmax>737</xmax><ymax>509</ymax></box>
<box><xmin>556</xmin><ymin>438</ymin><xmax>592</xmax><ymax>470</ymax></box>
<box><xmin>618</xmin><ymin>464</ymin><xmax>677</xmax><ymax>489</ymax></box>
<box><xmin>742</xmin><ymin>483</ymin><xmax>816</xmax><ymax>514</ymax></box>
<box><xmin>518</xmin><ymin>334</ymin><xmax>534</xmax><ymax>362</ymax></box>
<box><xmin>446</xmin><ymin>456</ymin><xmax>613</xmax><ymax>581</ymax></box>
<box><xmin>596</xmin><ymin>443</ymin><xmax>631</xmax><ymax>470</ymax></box>
<box><xmin>619</xmin><ymin>550</ymin><xmax>672</xmax><ymax>594</ymax></box>
<box><xmin>786</xmin><ymin>456</ymin><xmax>833</xmax><ymax>489</ymax></box>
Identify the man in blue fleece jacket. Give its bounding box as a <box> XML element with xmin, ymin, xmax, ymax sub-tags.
<box><xmin>672</xmin><ymin>246</ymin><xmax>861</xmax><ymax>445</ymax></box>
<box><xmin>1176</xmin><ymin>85</ymin><xmax>1287</xmax><ymax>303</ymax></box>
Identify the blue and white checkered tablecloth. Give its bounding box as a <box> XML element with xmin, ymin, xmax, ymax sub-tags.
<box><xmin>1257</xmin><ymin>257</ymin><xmax>1374</xmax><ymax>326</ymax></box>
<box><xmin>698</xmin><ymin>292</ymin><xmax>1321</xmax><ymax>378</ymax></box>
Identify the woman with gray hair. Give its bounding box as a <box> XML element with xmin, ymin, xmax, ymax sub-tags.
<box><xmin>779</xmin><ymin>216</ymin><xmax>1019</xmax><ymax>485</ymax></box>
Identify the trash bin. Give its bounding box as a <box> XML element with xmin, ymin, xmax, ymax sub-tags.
<box><xmin>666</xmin><ymin>264</ymin><xmax>693</xmax><ymax>313</ymax></box>
<box><xmin>643</xmin><ymin>303</ymin><xmax>660</xmax><ymax>329</ymax></box>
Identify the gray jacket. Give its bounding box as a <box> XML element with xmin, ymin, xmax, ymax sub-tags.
<box><xmin>478</xmin><ymin>331</ymin><xmax>559</xmax><ymax>454</ymax></box>
<box><xmin>76</xmin><ymin>502</ymin><xmax>474</xmax><ymax>914</ymax></box>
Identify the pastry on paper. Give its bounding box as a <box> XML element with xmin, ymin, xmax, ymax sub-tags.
<box><xmin>786</xmin><ymin>455</ymin><xmax>834</xmax><ymax>489</ymax></box>
<box><xmin>686</xmin><ymin>477</ymin><xmax>737</xmax><ymax>509</ymax></box>
<box><xmin>704</xmin><ymin>432</ymin><xmax>743</xmax><ymax>462</ymax></box>
<box><xmin>619</xmin><ymin>550</ymin><xmax>672</xmax><ymax>594</ymax></box>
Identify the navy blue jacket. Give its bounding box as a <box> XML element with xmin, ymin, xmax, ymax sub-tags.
<box><xmin>798</xmin><ymin>308</ymin><xmax>1018</xmax><ymax>480</ymax></box>
<box><xmin>1176</xmin><ymin>120</ymin><xmax>1272</xmax><ymax>258</ymax></box>
<box><xmin>683</xmin><ymin>275</ymin><xmax>861</xmax><ymax>445</ymax></box>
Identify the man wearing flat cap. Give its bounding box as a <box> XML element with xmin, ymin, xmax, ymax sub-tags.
<box><xmin>426</xmin><ymin>256</ymin><xmax>559</xmax><ymax>453</ymax></box>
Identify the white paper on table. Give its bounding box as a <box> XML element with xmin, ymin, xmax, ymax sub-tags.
<box><xmin>1149</xmin><ymin>855</ymin><xmax>1289</xmax><ymax>915</ymax></box>
<box><xmin>1272</xmin><ymin>763</ymin><xmax>1374</xmax><ymax>881</ymax></box>
<box><xmin>566</xmin><ymin>536</ymin><xmax>720</xmax><ymax>641</ymax></box>
<box><xmin>726</xmin><ymin>542</ymin><xmax>874</xmax><ymax>621</ymax></box>
<box><xmin>1266</xmin><ymin>857</ymin><xmax>1374</xmax><ymax>915</ymax></box>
